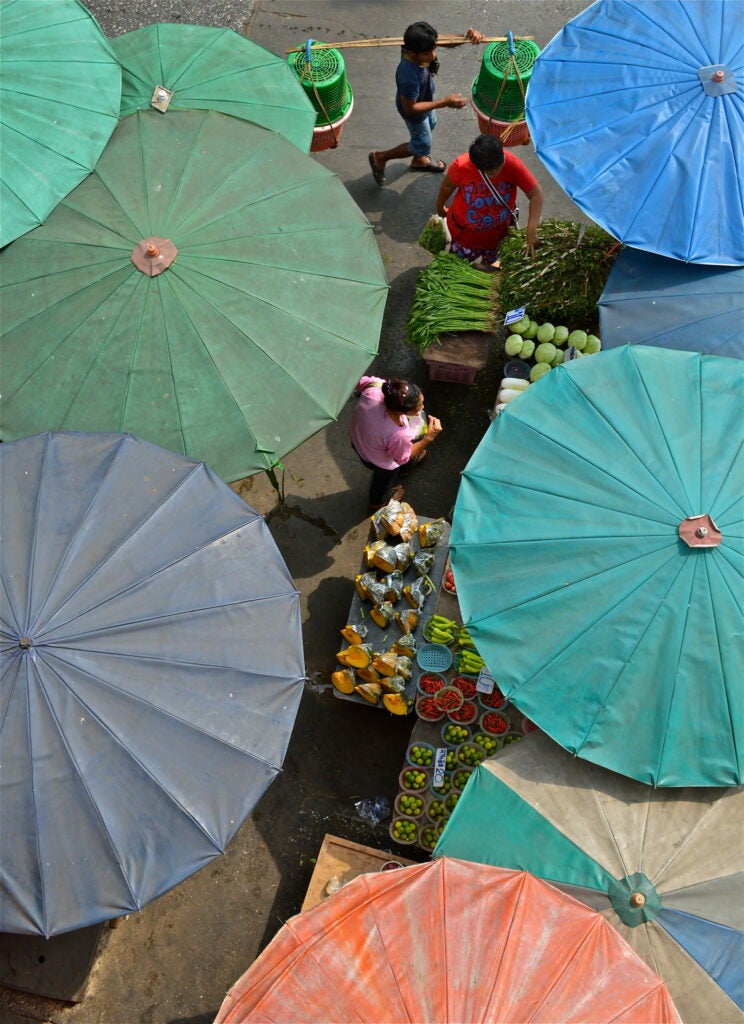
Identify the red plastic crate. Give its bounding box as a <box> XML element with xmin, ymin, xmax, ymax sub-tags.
<box><xmin>425</xmin><ymin>359</ymin><xmax>479</xmax><ymax>385</ymax></box>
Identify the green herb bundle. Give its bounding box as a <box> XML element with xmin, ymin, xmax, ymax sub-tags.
<box><xmin>407</xmin><ymin>252</ymin><xmax>499</xmax><ymax>353</ymax></box>
<box><xmin>418</xmin><ymin>215</ymin><xmax>448</xmax><ymax>255</ymax></box>
<box><xmin>499</xmin><ymin>219</ymin><xmax>619</xmax><ymax>326</ymax></box>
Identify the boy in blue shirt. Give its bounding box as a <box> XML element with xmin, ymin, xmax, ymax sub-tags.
<box><xmin>368</xmin><ymin>22</ymin><xmax>483</xmax><ymax>184</ymax></box>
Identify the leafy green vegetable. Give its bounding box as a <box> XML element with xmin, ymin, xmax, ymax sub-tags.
<box><xmin>499</xmin><ymin>220</ymin><xmax>619</xmax><ymax>326</ymax></box>
<box><xmin>407</xmin><ymin>252</ymin><xmax>499</xmax><ymax>353</ymax></box>
<box><xmin>418</xmin><ymin>216</ymin><xmax>448</xmax><ymax>255</ymax></box>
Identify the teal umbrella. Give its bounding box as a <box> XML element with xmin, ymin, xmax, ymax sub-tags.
<box><xmin>434</xmin><ymin>733</ymin><xmax>744</xmax><ymax>1024</ymax></box>
<box><xmin>0</xmin><ymin>109</ymin><xmax>388</xmax><ymax>481</ymax></box>
<box><xmin>0</xmin><ymin>0</ymin><xmax>121</xmax><ymax>247</ymax></box>
<box><xmin>450</xmin><ymin>346</ymin><xmax>743</xmax><ymax>787</ymax></box>
<box><xmin>112</xmin><ymin>23</ymin><xmax>316</xmax><ymax>152</ymax></box>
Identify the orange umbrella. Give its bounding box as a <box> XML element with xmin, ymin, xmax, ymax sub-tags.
<box><xmin>216</xmin><ymin>859</ymin><xmax>680</xmax><ymax>1023</ymax></box>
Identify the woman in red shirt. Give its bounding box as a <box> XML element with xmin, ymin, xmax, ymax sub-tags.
<box><xmin>436</xmin><ymin>134</ymin><xmax>543</xmax><ymax>265</ymax></box>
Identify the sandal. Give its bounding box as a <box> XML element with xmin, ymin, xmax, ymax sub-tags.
<box><xmin>409</xmin><ymin>160</ymin><xmax>445</xmax><ymax>174</ymax></box>
<box><xmin>368</xmin><ymin>152</ymin><xmax>385</xmax><ymax>185</ymax></box>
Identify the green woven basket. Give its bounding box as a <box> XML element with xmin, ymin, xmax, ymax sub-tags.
<box><xmin>288</xmin><ymin>44</ymin><xmax>353</xmax><ymax>126</ymax></box>
<box><xmin>471</xmin><ymin>39</ymin><xmax>541</xmax><ymax>122</ymax></box>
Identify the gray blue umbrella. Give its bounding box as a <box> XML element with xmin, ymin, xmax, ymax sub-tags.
<box><xmin>599</xmin><ymin>248</ymin><xmax>744</xmax><ymax>359</ymax></box>
<box><xmin>0</xmin><ymin>432</ymin><xmax>304</xmax><ymax>937</ymax></box>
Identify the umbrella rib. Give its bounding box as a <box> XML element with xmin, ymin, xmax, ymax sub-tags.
<box><xmin>570</xmin><ymin>6</ymin><xmax>705</xmax><ymax>68</ymax></box>
<box><xmin>159</xmin><ymin>269</ymin><xmax>344</xmax><ymax>419</ymax></box>
<box><xmin>470</xmin><ymin>411</ymin><xmax>683</xmax><ymax>522</ymax></box>
<box><xmin>23</xmin><ymin>432</ymin><xmax>51</xmax><ymax>634</ymax></box>
<box><xmin>0</xmin><ymin>118</ymin><xmax>97</xmax><ymax>174</ymax></box>
<box><xmin>154</xmin><ymin>29</ymin><xmax>228</xmax><ymax>92</ymax></box>
<box><xmin>28</xmin><ymin>657</ymin><xmax>140</xmax><ymax>923</ymax></box>
<box><xmin>522</xmin><ymin>910</ymin><xmax>603</xmax><ymax>1022</ymax></box>
<box><xmin>0</xmin><ymin>84</ymin><xmax>117</xmax><ymax>122</ymax></box>
<box><xmin>570</xmin><ymin>555</ymin><xmax>691</xmax><ymax>757</ymax></box>
<box><xmin>1</xmin><ymin>264</ymin><xmax>141</xmax><ymax>413</ymax></box>
<box><xmin>41</xmin><ymin>593</ymin><xmax>300</xmax><ymax>663</ymax></box>
<box><xmin>502</xmin><ymin>548</ymin><xmax>685</xmax><ymax>712</ymax></box>
<box><xmin>31</xmin><ymin>470</ymin><xmax>259</xmax><ymax>637</ymax></box>
<box><xmin>1</xmin><ymin>571</ymin><xmax>24</xmax><ymax>640</ymax></box>
<box><xmin>652</xmin><ymin>800</ymin><xmax>732</xmax><ymax>891</ymax></box>
<box><xmin>39</xmin><ymin>648</ymin><xmax>288</xmax><ymax>772</ymax></box>
<box><xmin>570</xmin><ymin>86</ymin><xmax>700</xmax><ymax>199</ymax></box>
<box><xmin>35</xmin><ymin>661</ymin><xmax>228</xmax><ymax>875</ymax></box>
<box><xmin>583</xmin><ymin>762</ymin><xmax>635</xmax><ymax>879</ymax></box>
<box><xmin>25</xmin><ymin>434</ymin><xmax>131</xmax><ymax>634</ymax></box>
<box><xmin>620</xmin><ymin>93</ymin><xmax>710</xmax><ymax>253</ymax></box>
<box><xmin>25</xmin><ymin>662</ymin><xmax>50</xmax><ymax>935</ymax></box>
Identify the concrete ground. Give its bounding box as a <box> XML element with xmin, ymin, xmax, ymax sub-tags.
<box><xmin>0</xmin><ymin>2</ymin><xmax>589</xmax><ymax>1022</ymax></box>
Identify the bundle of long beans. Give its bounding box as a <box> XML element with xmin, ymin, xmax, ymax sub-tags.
<box><xmin>499</xmin><ymin>219</ymin><xmax>618</xmax><ymax>326</ymax></box>
<box><xmin>406</xmin><ymin>252</ymin><xmax>500</xmax><ymax>353</ymax></box>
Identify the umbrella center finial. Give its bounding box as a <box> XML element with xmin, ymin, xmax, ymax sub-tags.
<box><xmin>609</xmin><ymin>873</ymin><xmax>661</xmax><ymax>926</ymax></box>
<box><xmin>150</xmin><ymin>85</ymin><xmax>174</xmax><ymax>113</ymax></box>
<box><xmin>19</xmin><ymin>636</ymin><xmax>33</xmax><ymax>649</ymax></box>
<box><xmin>678</xmin><ymin>514</ymin><xmax>722</xmax><ymax>548</ymax></box>
<box><xmin>131</xmin><ymin>236</ymin><xmax>179</xmax><ymax>277</ymax></box>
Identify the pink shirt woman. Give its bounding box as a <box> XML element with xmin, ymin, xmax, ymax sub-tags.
<box><xmin>349</xmin><ymin>376</ymin><xmax>442</xmax><ymax>509</ymax></box>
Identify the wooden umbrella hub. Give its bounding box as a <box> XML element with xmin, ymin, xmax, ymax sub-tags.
<box><xmin>131</xmin><ymin>236</ymin><xmax>178</xmax><ymax>276</ymax></box>
<box><xmin>678</xmin><ymin>513</ymin><xmax>722</xmax><ymax>548</ymax></box>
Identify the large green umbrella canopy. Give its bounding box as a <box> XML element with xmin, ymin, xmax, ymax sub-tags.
<box><xmin>0</xmin><ymin>0</ymin><xmax>121</xmax><ymax>247</ymax></box>
<box><xmin>0</xmin><ymin>109</ymin><xmax>388</xmax><ymax>481</ymax></box>
<box><xmin>434</xmin><ymin>733</ymin><xmax>744</xmax><ymax>1024</ymax></box>
<box><xmin>112</xmin><ymin>23</ymin><xmax>316</xmax><ymax>152</ymax></box>
<box><xmin>450</xmin><ymin>346</ymin><xmax>743</xmax><ymax>787</ymax></box>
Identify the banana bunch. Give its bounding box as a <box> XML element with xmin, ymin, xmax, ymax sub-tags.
<box><xmin>423</xmin><ymin>614</ymin><xmax>458</xmax><ymax>645</ymax></box>
<box><xmin>457</xmin><ymin>625</ymin><xmax>476</xmax><ymax>649</ymax></box>
<box><xmin>456</xmin><ymin>649</ymin><xmax>486</xmax><ymax>674</ymax></box>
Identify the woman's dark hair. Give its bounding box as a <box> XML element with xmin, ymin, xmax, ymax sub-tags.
<box><xmin>469</xmin><ymin>134</ymin><xmax>505</xmax><ymax>172</ymax></box>
<box><xmin>382</xmin><ymin>379</ymin><xmax>423</xmax><ymax>413</ymax></box>
<box><xmin>403</xmin><ymin>21</ymin><xmax>438</xmax><ymax>54</ymax></box>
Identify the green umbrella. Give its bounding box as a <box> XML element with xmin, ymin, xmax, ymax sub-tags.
<box><xmin>435</xmin><ymin>733</ymin><xmax>744</xmax><ymax>1024</ymax></box>
<box><xmin>0</xmin><ymin>109</ymin><xmax>388</xmax><ymax>481</ymax></box>
<box><xmin>0</xmin><ymin>0</ymin><xmax>121</xmax><ymax>247</ymax></box>
<box><xmin>451</xmin><ymin>346</ymin><xmax>743</xmax><ymax>787</ymax></box>
<box><xmin>112</xmin><ymin>23</ymin><xmax>316</xmax><ymax>152</ymax></box>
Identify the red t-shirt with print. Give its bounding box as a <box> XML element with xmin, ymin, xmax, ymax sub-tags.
<box><xmin>445</xmin><ymin>151</ymin><xmax>537</xmax><ymax>249</ymax></box>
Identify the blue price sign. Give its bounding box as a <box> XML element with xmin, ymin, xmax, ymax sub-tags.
<box><xmin>504</xmin><ymin>306</ymin><xmax>526</xmax><ymax>326</ymax></box>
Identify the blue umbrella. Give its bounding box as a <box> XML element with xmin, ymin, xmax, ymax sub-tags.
<box><xmin>599</xmin><ymin>248</ymin><xmax>744</xmax><ymax>358</ymax></box>
<box><xmin>526</xmin><ymin>0</ymin><xmax>744</xmax><ymax>265</ymax></box>
<box><xmin>0</xmin><ymin>432</ymin><xmax>305</xmax><ymax>937</ymax></box>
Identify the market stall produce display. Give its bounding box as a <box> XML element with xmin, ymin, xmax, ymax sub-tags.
<box><xmin>332</xmin><ymin>502</ymin><xmax>450</xmax><ymax>713</ymax></box>
<box><xmin>498</xmin><ymin>219</ymin><xmax>617</xmax><ymax>326</ymax></box>
<box><xmin>406</xmin><ymin>252</ymin><xmax>499</xmax><ymax>354</ymax></box>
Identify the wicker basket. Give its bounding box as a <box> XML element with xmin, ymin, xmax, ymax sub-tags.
<box><xmin>310</xmin><ymin>98</ymin><xmax>354</xmax><ymax>152</ymax></box>
<box><xmin>470</xmin><ymin>98</ymin><xmax>530</xmax><ymax>147</ymax></box>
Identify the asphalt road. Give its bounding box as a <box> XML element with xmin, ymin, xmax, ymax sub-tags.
<box><xmin>0</xmin><ymin>3</ymin><xmax>590</xmax><ymax>1022</ymax></box>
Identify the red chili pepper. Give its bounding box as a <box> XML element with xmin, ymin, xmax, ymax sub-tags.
<box><xmin>434</xmin><ymin>688</ymin><xmax>462</xmax><ymax>712</ymax></box>
<box><xmin>481</xmin><ymin>688</ymin><xmax>505</xmax><ymax>709</ymax></box>
<box><xmin>452</xmin><ymin>675</ymin><xmax>477</xmax><ymax>699</ymax></box>
<box><xmin>419</xmin><ymin>673</ymin><xmax>444</xmax><ymax>694</ymax></box>
<box><xmin>417</xmin><ymin>697</ymin><xmax>441</xmax><ymax>719</ymax></box>
<box><xmin>450</xmin><ymin>701</ymin><xmax>477</xmax><ymax>723</ymax></box>
<box><xmin>483</xmin><ymin>712</ymin><xmax>508</xmax><ymax>734</ymax></box>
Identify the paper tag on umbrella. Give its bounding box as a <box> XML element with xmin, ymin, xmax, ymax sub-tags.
<box><xmin>476</xmin><ymin>669</ymin><xmax>496</xmax><ymax>694</ymax></box>
<box><xmin>433</xmin><ymin>748</ymin><xmax>447</xmax><ymax>786</ymax></box>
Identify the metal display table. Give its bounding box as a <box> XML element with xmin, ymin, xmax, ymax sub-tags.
<box><xmin>333</xmin><ymin>517</ymin><xmax>451</xmax><ymax>712</ymax></box>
